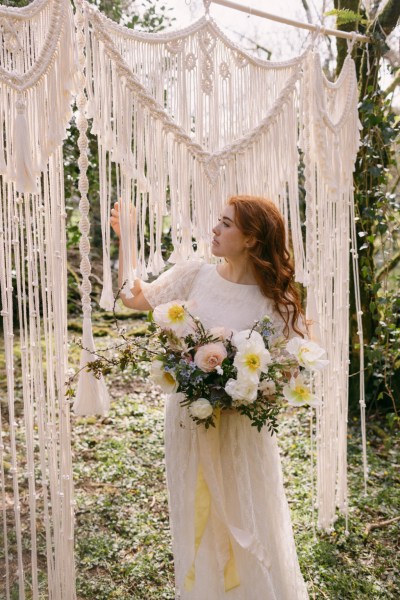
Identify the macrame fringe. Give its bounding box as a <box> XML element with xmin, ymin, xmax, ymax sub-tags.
<box><xmin>73</xmin><ymin>315</ymin><xmax>110</xmax><ymax>415</ymax></box>
<box><xmin>13</xmin><ymin>98</ymin><xmax>37</xmax><ymax>194</ymax></box>
<box><xmin>0</xmin><ymin>1</ymin><xmax>77</xmax><ymax>598</ymax></box>
<box><xmin>302</xmin><ymin>49</ymin><xmax>362</xmax><ymax>530</ymax></box>
<box><xmin>0</xmin><ymin>5</ymin><xmax>366</xmax><ymax>598</ymax></box>
<box><xmin>74</xmin><ymin>0</ymin><xmax>111</xmax><ymax>416</ymax></box>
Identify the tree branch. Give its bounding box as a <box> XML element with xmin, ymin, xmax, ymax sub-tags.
<box><xmin>375</xmin><ymin>0</ymin><xmax>400</xmax><ymax>35</ymax></box>
<box><xmin>300</xmin><ymin>0</ymin><xmax>313</xmax><ymax>24</ymax></box>
<box><xmin>384</xmin><ymin>70</ymin><xmax>400</xmax><ymax>96</ymax></box>
<box><xmin>364</xmin><ymin>515</ymin><xmax>400</xmax><ymax>535</ymax></box>
<box><xmin>375</xmin><ymin>249</ymin><xmax>400</xmax><ymax>281</ymax></box>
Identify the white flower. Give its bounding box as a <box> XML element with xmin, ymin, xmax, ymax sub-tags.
<box><xmin>216</xmin><ymin>365</ymin><xmax>224</xmax><ymax>375</ymax></box>
<box><xmin>189</xmin><ymin>398</ymin><xmax>214</xmax><ymax>419</ymax></box>
<box><xmin>259</xmin><ymin>379</ymin><xmax>276</xmax><ymax>396</ymax></box>
<box><xmin>153</xmin><ymin>301</ymin><xmax>194</xmax><ymax>336</ymax></box>
<box><xmin>232</xmin><ymin>329</ymin><xmax>265</xmax><ymax>350</ymax></box>
<box><xmin>150</xmin><ymin>359</ymin><xmax>178</xmax><ymax>393</ymax></box>
<box><xmin>233</xmin><ymin>339</ymin><xmax>271</xmax><ymax>384</ymax></box>
<box><xmin>225</xmin><ymin>378</ymin><xmax>258</xmax><ymax>406</ymax></box>
<box><xmin>282</xmin><ymin>374</ymin><xmax>320</xmax><ymax>407</ymax></box>
<box><xmin>286</xmin><ymin>337</ymin><xmax>329</xmax><ymax>371</ymax></box>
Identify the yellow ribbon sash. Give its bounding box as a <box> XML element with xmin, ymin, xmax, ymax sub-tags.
<box><xmin>184</xmin><ymin>410</ymin><xmax>240</xmax><ymax>592</ymax></box>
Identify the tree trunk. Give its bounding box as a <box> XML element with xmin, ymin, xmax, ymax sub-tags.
<box><xmin>334</xmin><ymin>0</ymin><xmax>361</xmax><ymax>75</ymax></box>
<box><xmin>334</xmin><ymin>0</ymin><xmax>400</xmax><ymax>407</ymax></box>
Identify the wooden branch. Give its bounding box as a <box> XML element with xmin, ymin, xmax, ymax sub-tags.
<box><xmin>364</xmin><ymin>515</ymin><xmax>400</xmax><ymax>535</ymax></box>
<box><xmin>375</xmin><ymin>249</ymin><xmax>400</xmax><ymax>281</ymax></box>
<box><xmin>384</xmin><ymin>70</ymin><xmax>400</xmax><ymax>96</ymax></box>
<box><xmin>376</xmin><ymin>0</ymin><xmax>400</xmax><ymax>35</ymax></box>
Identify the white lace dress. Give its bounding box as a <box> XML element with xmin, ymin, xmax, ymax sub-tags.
<box><xmin>141</xmin><ymin>261</ymin><xmax>309</xmax><ymax>600</ymax></box>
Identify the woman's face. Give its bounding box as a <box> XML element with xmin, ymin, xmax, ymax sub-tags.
<box><xmin>211</xmin><ymin>204</ymin><xmax>249</xmax><ymax>259</ymax></box>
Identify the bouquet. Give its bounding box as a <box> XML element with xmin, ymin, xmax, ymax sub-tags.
<box><xmin>149</xmin><ymin>300</ymin><xmax>328</xmax><ymax>433</ymax></box>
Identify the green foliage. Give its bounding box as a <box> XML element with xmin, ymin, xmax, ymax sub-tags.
<box><xmin>127</xmin><ymin>0</ymin><xmax>176</xmax><ymax>33</ymax></box>
<box><xmin>352</xmin><ymin>89</ymin><xmax>400</xmax><ymax>411</ymax></box>
<box><xmin>0</xmin><ymin>0</ymin><xmax>31</xmax><ymax>6</ymax></box>
<box><xmin>325</xmin><ymin>8</ymin><xmax>368</xmax><ymax>26</ymax></box>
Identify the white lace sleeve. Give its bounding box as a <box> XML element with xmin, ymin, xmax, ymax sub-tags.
<box><xmin>140</xmin><ymin>260</ymin><xmax>203</xmax><ymax>309</ymax></box>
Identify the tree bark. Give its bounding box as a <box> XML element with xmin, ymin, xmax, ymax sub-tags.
<box><xmin>334</xmin><ymin>0</ymin><xmax>361</xmax><ymax>75</ymax></box>
<box><xmin>335</xmin><ymin>0</ymin><xmax>400</xmax><ymax>407</ymax></box>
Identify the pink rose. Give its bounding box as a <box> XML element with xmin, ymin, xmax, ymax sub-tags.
<box><xmin>194</xmin><ymin>342</ymin><xmax>227</xmax><ymax>372</ymax></box>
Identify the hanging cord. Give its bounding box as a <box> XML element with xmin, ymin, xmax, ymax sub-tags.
<box><xmin>347</xmin><ymin>31</ymin><xmax>358</xmax><ymax>56</ymax></box>
<box><xmin>203</xmin><ymin>0</ymin><xmax>212</xmax><ymax>15</ymax></box>
<box><xmin>73</xmin><ymin>0</ymin><xmax>110</xmax><ymax>416</ymax></box>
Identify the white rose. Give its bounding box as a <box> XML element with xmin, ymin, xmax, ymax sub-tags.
<box><xmin>224</xmin><ymin>378</ymin><xmax>258</xmax><ymax>406</ymax></box>
<box><xmin>259</xmin><ymin>379</ymin><xmax>276</xmax><ymax>396</ymax></box>
<box><xmin>189</xmin><ymin>398</ymin><xmax>214</xmax><ymax>419</ymax></box>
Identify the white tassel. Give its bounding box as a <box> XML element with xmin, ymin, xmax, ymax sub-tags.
<box><xmin>13</xmin><ymin>98</ymin><xmax>37</xmax><ymax>194</ymax></box>
<box><xmin>73</xmin><ymin>315</ymin><xmax>110</xmax><ymax>416</ymax></box>
<box><xmin>99</xmin><ymin>270</ymin><xmax>115</xmax><ymax>310</ymax></box>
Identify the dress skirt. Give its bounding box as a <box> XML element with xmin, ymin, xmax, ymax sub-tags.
<box><xmin>164</xmin><ymin>393</ymin><xmax>309</xmax><ymax>600</ymax></box>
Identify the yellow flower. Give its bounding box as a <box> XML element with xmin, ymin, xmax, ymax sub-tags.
<box><xmin>244</xmin><ymin>353</ymin><xmax>261</xmax><ymax>371</ymax></box>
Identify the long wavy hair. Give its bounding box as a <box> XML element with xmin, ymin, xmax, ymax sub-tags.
<box><xmin>227</xmin><ymin>195</ymin><xmax>305</xmax><ymax>337</ymax></box>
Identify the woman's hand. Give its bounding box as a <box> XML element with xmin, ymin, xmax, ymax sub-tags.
<box><xmin>110</xmin><ymin>200</ymin><xmax>137</xmax><ymax>240</ymax></box>
<box><xmin>110</xmin><ymin>201</ymin><xmax>121</xmax><ymax>238</ymax></box>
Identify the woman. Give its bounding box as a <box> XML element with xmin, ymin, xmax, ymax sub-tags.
<box><xmin>111</xmin><ymin>196</ymin><xmax>309</xmax><ymax>599</ymax></box>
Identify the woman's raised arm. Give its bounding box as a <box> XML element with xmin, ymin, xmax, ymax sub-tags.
<box><xmin>110</xmin><ymin>201</ymin><xmax>152</xmax><ymax>311</ymax></box>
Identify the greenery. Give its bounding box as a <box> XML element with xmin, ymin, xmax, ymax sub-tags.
<box><xmin>332</xmin><ymin>1</ymin><xmax>400</xmax><ymax>413</ymax></box>
<box><xmin>1</xmin><ymin>316</ymin><xmax>399</xmax><ymax>598</ymax></box>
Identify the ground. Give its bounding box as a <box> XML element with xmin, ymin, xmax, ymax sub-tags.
<box><xmin>1</xmin><ymin>317</ymin><xmax>399</xmax><ymax>599</ymax></box>
<box><xmin>71</xmin><ymin>323</ymin><xmax>400</xmax><ymax>600</ymax></box>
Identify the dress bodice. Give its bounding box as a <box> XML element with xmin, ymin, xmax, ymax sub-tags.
<box><xmin>187</xmin><ymin>263</ymin><xmax>279</xmax><ymax>332</ymax></box>
<box><xmin>141</xmin><ymin>260</ymin><xmax>283</xmax><ymax>335</ymax></box>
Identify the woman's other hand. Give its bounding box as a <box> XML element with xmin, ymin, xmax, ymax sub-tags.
<box><xmin>110</xmin><ymin>201</ymin><xmax>121</xmax><ymax>238</ymax></box>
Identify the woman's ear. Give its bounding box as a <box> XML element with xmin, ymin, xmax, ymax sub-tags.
<box><xmin>245</xmin><ymin>236</ymin><xmax>256</xmax><ymax>249</ymax></box>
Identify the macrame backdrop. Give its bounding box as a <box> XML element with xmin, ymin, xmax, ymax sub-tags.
<box><xmin>75</xmin><ymin>0</ymin><xmax>365</xmax><ymax>531</ymax></box>
<box><xmin>301</xmin><ymin>48</ymin><xmax>366</xmax><ymax>529</ymax></box>
<box><xmin>0</xmin><ymin>0</ymin><xmax>76</xmax><ymax>598</ymax></box>
<box><xmin>0</xmin><ymin>0</ymin><xmax>365</xmax><ymax>596</ymax></box>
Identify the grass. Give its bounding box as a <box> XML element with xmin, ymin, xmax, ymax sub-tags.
<box><xmin>72</xmin><ymin>357</ymin><xmax>400</xmax><ymax>600</ymax></box>
<box><xmin>1</xmin><ymin>320</ymin><xmax>399</xmax><ymax>599</ymax></box>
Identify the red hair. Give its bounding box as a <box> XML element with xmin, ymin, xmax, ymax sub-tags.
<box><xmin>227</xmin><ymin>195</ymin><xmax>305</xmax><ymax>337</ymax></box>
